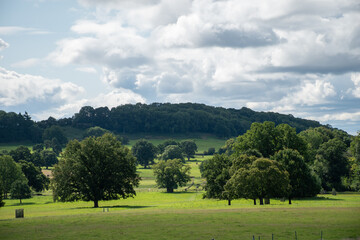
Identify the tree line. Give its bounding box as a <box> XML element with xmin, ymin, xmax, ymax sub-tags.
<box><xmin>0</xmin><ymin>103</ymin><xmax>323</xmax><ymax>144</ymax></box>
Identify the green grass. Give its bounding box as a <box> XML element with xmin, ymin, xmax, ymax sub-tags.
<box><xmin>0</xmin><ymin>142</ymin><xmax>33</xmax><ymax>152</ymax></box>
<box><xmin>1</xmin><ymin>193</ymin><xmax>359</xmax><ymax>239</ymax></box>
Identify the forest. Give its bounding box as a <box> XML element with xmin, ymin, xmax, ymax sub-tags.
<box><xmin>0</xmin><ymin>102</ymin><xmax>323</xmax><ymax>143</ymax></box>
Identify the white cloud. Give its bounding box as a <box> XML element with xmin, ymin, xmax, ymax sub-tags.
<box><xmin>0</xmin><ymin>26</ymin><xmax>50</xmax><ymax>35</ymax></box>
<box><xmin>11</xmin><ymin>58</ymin><xmax>41</xmax><ymax>68</ymax></box>
<box><xmin>76</xmin><ymin>67</ymin><xmax>97</xmax><ymax>73</ymax></box>
<box><xmin>351</xmin><ymin>72</ymin><xmax>360</xmax><ymax>98</ymax></box>
<box><xmin>0</xmin><ymin>67</ymin><xmax>84</xmax><ymax>107</ymax></box>
<box><xmin>0</xmin><ymin>38</ymin><xmax>9</xmax><ymax>50</ymax></box>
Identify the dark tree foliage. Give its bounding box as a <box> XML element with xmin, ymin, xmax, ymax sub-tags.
<box><xmin>132</xmin><ymin>139</ymin><xmax>157</xmax><ymax>168</ymax></box>
<box><xmin>19</xmin><ymin>160</ymin><xmax>49</xmax><ymax>192</ymax></box>
<box><xmin>42</xmin><ymin>126</ymin><xmax>67</xmax><ymax>146</ymax></box>
<box><xmin>157</xmin><ymin>139</ymin><xmax>180</xmax><ymax>154</ymax></box>
<box><xmin>66</xmin><ymin>103</ymin><xmax>322</xmax><ymax>137</ymax></box>
<box><xmin>0</xmin><ymin>111</ymin><xmax>42</xmax><ymax>143</ymax></box>
<box><xmin>9</xmin><ymin>146</ymin><xmax>32</xmax><ymax>162</ymax></box>
<box><xmin>51</xmin><ymin>133</ymin><xmax>140</xmax><ymax>208</ymax></box>
<box><xmin>200</xmin><ymin>154</ymin><xmax>233</xmax><ymax>200</ymax></box>
<box><xmin>272</xmin><ymin>149</ymin><xmax>320</xmax><ymax>201</ymax></box>
<box><xmin>83</xmin><ymin>126</ymin><xmax>110</xmax><ymax>138</ymax></box>
<box><xmin>0</xmin><ymin>181</ymin><xmax>5</xmax><ymax>207</ymax></box>
<box><xmin>40</xmin><ymin>150</ymin><xmax>58</xmax><ymax>169</ymax></box>
<box><xmin>180</xmin><ymin>140</ymin><xmax>198</xmax><ymax>161</ymax></box>
<box><xmin>314</xmin><ymin>138</ymin><xmax>349</xmax><ymax>190</ymax></box>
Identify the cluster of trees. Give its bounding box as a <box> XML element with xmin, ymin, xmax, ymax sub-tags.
<box><xmin>0</xmin><ymin>155</ymin><xmax>49</xmax><ymax>206</ymax></box>
<box><xmin>132</xmin><ymin>139</ymin><xmax>197</xmax><ymax>168</ymax></box>
<box><xmin>201</xmin><ymin>122</ymin><xmax>358</xmax><ymax>205</ymax></box>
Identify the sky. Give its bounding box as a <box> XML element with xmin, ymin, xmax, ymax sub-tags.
<box><xmin>0</xmin><ymin>0</ymin><xmax>360</xmax><ymax>135</ymax></box>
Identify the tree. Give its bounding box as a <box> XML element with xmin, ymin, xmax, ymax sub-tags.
<box><xmin>41</xmin><ymin>149</ymin><xmax>58</xmax><ymax>169</ymax></box>
<box><xmin>0</xmin><ymin>181</ymin><xmax>5</xmax><ymax>207</ymax></box>
<box><xmin>132</xmin><ymin>139</ymin><xmax>157</xmax><ymax>168</ymax></box>
<box><xmin>273</xmin><ymin>149</ymin><xmax>320</xmax><ymax>203</ymax></box>
<box><xmin>19</xmin><ymin>160</ymin><xmax>49</xmax><ymax>192</ymax></box>
<box><xmin>9</xmin><ymin>146</ymin><xmax>32</xmax><ymax>162</ymax></box>
<box><xmin>42</xmin><ymin>125</ymin><xmax>67</xmax><ymax>146</ymax></box>
<box><xmin>180</xmin><ymin>140</ymin><xmax>198</xmax><ymax>161</ymax></box>
<box><xmin>344</xmin><ymin>132</ymin><xmax>360</xmax><ymax>191</ymax></box>
<box><xmin>10</xmin><ymin>179</ymin><xmax>31</xmax><ymax>204</ymax></box>
<box><xmin>51</xmin><ymin>133</ymin><xmax>140</xmax><ymax>208</ymax></box>
<box><xmin>32</xmin><ymin>144</ymin><xmax>44</xmax><ymax>152</ymax></box>
<box><xmin>225</xmin><ymin>158</ymin><xmax>290</xmax><ymax>205</ymax></box>
<box><xmin>161</xmin><ymin>145</ymin><xmax>184</xmax><ymax>161</ymax></box>
<box><xmin>153</xmin><ymin>159</ymin><xmax>191</xmax><ymax>193</ymax></box>
<box><xmin>200</xmin><ymin>154</ymin><xmax>232</xmax><ymax>204</ymax></box>
<box><xmin>83</xmin><ymin>126</ymin><xmax>110</xmax><ymax>138</ymax></box>
<box><xmin>234</xmin><ymin>122</ymin><xmax>307</xmax><ymax>158</ymax></box>
<box><xmin>314</xmin><ymin>138</ymin><xmax>348</xmax><ymax>190</ymax></box>
<box><xmin>0</xmin><ymin>155</ymin><xmax>24</xmax><ymax>198</ymax></box>
<box><xmin>158</xmin><ymin>139</ymin><xmax>179</xmax><ymax>154</ymax></box>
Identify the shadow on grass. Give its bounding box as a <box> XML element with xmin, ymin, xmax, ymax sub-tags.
<box><xmin>71</xmin><ymin>205</ymin><xmax>153</xmax><ymax>210</ymax></box>
<box><xmin>296</xmin><ymin>196</ymin><xmax>343</xmax><ymax>201</ymax></box>
<box><xmin>7</xmin><ymin>202</ymin><xmax>37</xmax><ymax>206</ymax></box>
<box><xmin>160</xmin><ymin>191</ymin><xmax>195</xmax><ymax>194</ymax></box>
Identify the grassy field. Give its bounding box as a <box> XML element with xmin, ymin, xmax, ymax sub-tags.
<box><xmin>1</xmin><ymin>137</ymin><xmax>360</xmax><ymax>239</ymax></box>
<box><xmin>1</xmin><ymin>154</ymin><xmax>360</xmax><ymax>240</ymax></box>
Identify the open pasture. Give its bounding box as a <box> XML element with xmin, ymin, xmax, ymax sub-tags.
<box><xmin>0</xmin><ymin>192</ymin><xmax>359</xmax><ymax>240</ymax></box>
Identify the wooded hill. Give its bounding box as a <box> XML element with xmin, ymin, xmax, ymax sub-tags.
<box><xmin>0</xmin><ymin>103</ymin><xmax>323</xmax><ymax>143</ymax></box>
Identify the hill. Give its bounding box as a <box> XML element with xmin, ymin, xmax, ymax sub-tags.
<box><xmin>0</xmin><ymin>103</ymin><xmax>323</xmax><ymax>143</ymax></box>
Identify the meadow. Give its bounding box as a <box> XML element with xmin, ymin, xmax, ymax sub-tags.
<box><xmin>1</xmin><ymin>136</ymin><xmax>360</xmax><ymax>239</ymax></box>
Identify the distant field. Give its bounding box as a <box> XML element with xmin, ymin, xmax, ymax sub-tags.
<box><xmin>0</xmin><ymin>141</ymin><xmax>33</xmax><ymax>151</ymax></box>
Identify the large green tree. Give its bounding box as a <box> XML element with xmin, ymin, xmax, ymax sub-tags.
<box><xmin>10</xmin><ymin>179</ymin><xmax>31</xmax><ymax>204</ymax></box>
<box><xmin>272</xmin><ymin>149</ymin><xmax>320</xmax><ymax>203</ymax></box>
<box><xmin>314</xmin><ymin>138</ymin><xmax>348</xmax><ymax>190</ymax></box>
<box><xmin>153</xmin><ymin>159</ymin><xmax>191</xmax><ymax>193</ymax></box>
<box><xmin>19</xmin><ymin>160</ymin><xmax>49</xmax><ymax>192</ymax></box>
<box><xmin>234</xmin><ymin>122</ymin><xmax>307</xmax><ymax>158</ymax></box>
<box><xmin>161</xmin><ymin>145</ymin><xmax>184</xmax><ymax>161</ymax></box>
<box><xmin>200</xmin><ymin>154</ymin><xmax>233</xmax><ymax>202</ymax></box>
<box><xmin>42</xmin><ymin>125</ymin><xmax>67</xmax><ymax>146</ymax></box>
<box><xmin>180</xmin><ymin>140</ymin><xmax>198</xmax><ymax>161</ymax></box>
<box><xmin>0</xmin><ymin>155</ymin><xmax>24</xmax><ymax>198</ymax></box>
<box><xmin>51</xmin><ymin>133</ymin><xmax>140</xmax><ymax>208</ymax></box>
<box><xmin>225</xmin><ymin>158</ymin><xmax>290</xmax><ymax>205</ymax></box>
<box><xmin>132</xmin><ymin>139</ymin><xmax>157</xmax><ymax>168</ymax></box>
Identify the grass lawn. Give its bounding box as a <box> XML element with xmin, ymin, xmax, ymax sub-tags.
<box><xmin>0</xmin><ymin>192</ymin><xmax>359</xmax><ymax>240</ymax></box>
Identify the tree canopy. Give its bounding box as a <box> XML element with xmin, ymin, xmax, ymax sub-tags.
<box><xmin>132</xmin><ymin>139</ymin><xmax>157</xmax><ymax>168</ymax></box>
<box><xmin>51</xmin><ymin>133</ymin><xmax>140</xmax><ymax>208</ymax></box>
<box><xmin>180</xmin><ymin>140</ymin><xmax>198</xmax><ymax>161</ymax></box>
<box><xmin>153</xmin><ymin>159</ymin><xmax>191</xmax><ymax>193</ymax></box>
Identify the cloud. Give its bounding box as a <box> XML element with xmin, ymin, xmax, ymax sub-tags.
<box><xmin>0</xmin><ymin>38</ymin><xmax>9</xmax><ymax>50</ymax></box>
<box><xmin>11</xmin><ymin>58</ymin><xmax>41</xmax><ymax>68</ymax></box>
<box><xmin>351</xmin><ymin>72</ymin><xmax>360</xmax><ymax>98</ymax></box>
<box><xmin>76</xmin><ymin>67</ymin><xmax>97</xmax><ymax>73</ymax></box>
<box><xmin>33</xmin><ymin>88</ymin><xmax>145</xmax><ymax>120</ymax></box>
<box><xmin>0</xmin><ymin>67</ymin><xmax>84</xmax><ymax>107</ymax></box>
<box><xmin>0</xmin><ymin>26</ymin><xmax>50</xmax><ymax>35</ymax></box>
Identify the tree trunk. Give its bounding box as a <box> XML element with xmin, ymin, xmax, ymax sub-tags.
<box><xmin>253</xmin><ymin>199</ymin><xmax>256</xmax><ymax>205</ymax></box>
<box><xmin>259</xmin><ymin>198</ymin><xmax>264</xmax><ymax>205</ymax></box>
<box><xmin>167</xmin><ymin>187</ymin><xmax>173</xmax><ymax>193</ymax></box>
<box><xmin>20</xmin><ymin>198</ymin><xmax>22</xmax><ymax>204</ymax></box>
<box><xmin>94</xmin><ymin>199</ymin><xmax>99</xmax><ymax>208</ymax></box>
<box><xmin>265</xmin><ymin>198</ymin><xmax>270</xmax><ymax>204</ymax></box>
<box><xmin>289</xmin><ymin>197</ymin><xmax>292</xmax><ymax>205</ymax></box>
<box><xmin>228</xmin><ymin>199</ymin><xmax>231</xmax><ymax>206</ymax></box>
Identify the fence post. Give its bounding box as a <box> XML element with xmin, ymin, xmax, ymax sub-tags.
<box><xmin>15</xmin><ymin>209</ymin><xmax>24</xmax><ymax>218</ymax></box>
<box><xmin>295</xmin><ymin>231</ymin><xmax>297</xmax><ymax>240</ymax></box>
<box><xmin>321</xmin><ymin>231</ymin><xmax>323</xmax><ymax>240</ymax></box>
<box><xmin>272</xmin><ymin>233</ymin><xmax>274</xmax><ymax>240</ymax></box>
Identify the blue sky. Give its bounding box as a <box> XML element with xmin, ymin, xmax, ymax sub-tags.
<box><xmin>0</xmin><ymin>0</ymin><xmax>360</xmax><ymax>134</ymax></box>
